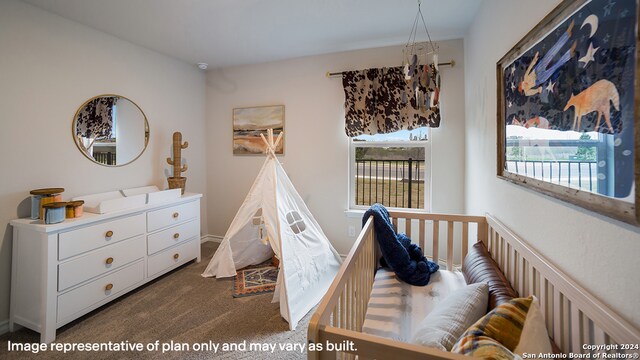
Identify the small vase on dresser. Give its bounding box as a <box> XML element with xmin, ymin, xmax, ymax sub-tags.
<box><xmin>9</xmin><ymin>193</ymin><xmax>202</xmax><ymax>343</ymax></box>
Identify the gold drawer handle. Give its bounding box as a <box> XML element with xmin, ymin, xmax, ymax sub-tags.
<box><xmin>173</xmin><ymin>253</ymin><xmax>180</xmax><ymax>260</ymax></box>
<box><xmin>105</xmin><ymin>230</ymin><xmax>114</xmax><ymax>238</ymax></box>
<box><xmin>172</xmin><ymin>212</ymin><xmax>179</xmax><ymax>218</ymax></box>
<box><xmin>173</xmin><ymin>233</ymin><xmax>180</xmax><ymax>239</ymax></box>
<box><xmin>105</xmin><ymin>283</ymin><xmax>113</xmax><ymax>291</ymax></box>
<box><xmin>105</xmin><ymin>257</ymin><xmax>114</xmax><ymax>265</ymax></box>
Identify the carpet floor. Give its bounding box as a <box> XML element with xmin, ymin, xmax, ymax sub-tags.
<box><xmin>0</xmin><ymin>242</ymin><xmax>311</xmax><ymax>360</ymax></box>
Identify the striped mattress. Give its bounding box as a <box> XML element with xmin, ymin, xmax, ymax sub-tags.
<box><xmin>362</xmin><ymin>268</ymin><xmax>467</xmax><ymax>342</ymax></box>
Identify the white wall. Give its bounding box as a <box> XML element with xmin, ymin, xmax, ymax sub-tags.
<box><xmin>465</xmin><ymin>0</ymin><xmax>640</xmax><ymax>328</ymax></box>
<box><xmin>0</xmin><ymin>0</ymin><xmax>207</xmax><ymax>327</ymax></box>
<box><xmin>206</xmin><ymin>39</ymin><xmax>466</xmax><ymax>255</ymax></box>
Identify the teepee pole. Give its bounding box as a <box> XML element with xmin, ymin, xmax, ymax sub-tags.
<box><xmin>274</xmin><ymin>131</ymin><xmax>283</xmax><ymax>150</ymax></box>
<box><xmin>260</xmin><ymin>128</ymin><xmax>282</xmax><ymax>158</ymax></box>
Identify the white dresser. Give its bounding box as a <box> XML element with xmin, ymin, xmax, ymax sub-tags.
<box><xmin>9</xmin><ymin>193</ymin><xmax>202</xmax><ymax>343</ymax></box>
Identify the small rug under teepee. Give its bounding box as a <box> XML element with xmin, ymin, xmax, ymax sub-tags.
<box><xmin>233</xmin><ymin>262</ymin><xmax>279</xmax><ymax>298</ymax></box>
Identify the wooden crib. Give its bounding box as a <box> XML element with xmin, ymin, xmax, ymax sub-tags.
<box><xmin>308</xmin><ymin>211</ymin><xmax>640</xmax><ymax>359</ymax></box>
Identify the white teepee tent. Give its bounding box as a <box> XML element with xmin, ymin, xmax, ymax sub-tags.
<box><xmin>201</xmin><ymin>129</ymin><xmax>342</xmax><ymax>330</ymax></box>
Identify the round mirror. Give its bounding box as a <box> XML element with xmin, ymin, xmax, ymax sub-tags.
<box><xmin>72</xmin><ymin>95</ymin><xmax>149</xmax><ymax>166</ymax></box>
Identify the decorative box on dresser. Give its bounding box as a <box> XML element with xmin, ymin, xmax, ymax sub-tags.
<box><xmin>9</xmin><ymin>193</ymin><xmax>202</xmax><ymax>343</ymax></box>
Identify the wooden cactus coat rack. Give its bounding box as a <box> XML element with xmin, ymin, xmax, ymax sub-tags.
<box><xmin>167</xmin><ymin>132</ymin><xmax>188</xmax><ymax>194</ymax></box>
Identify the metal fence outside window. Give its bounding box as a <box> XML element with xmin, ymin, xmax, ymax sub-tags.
<box><xmin>355</xmin><ymin>158</ymin><xmax>425</xmax><ymax>209</ymax></box>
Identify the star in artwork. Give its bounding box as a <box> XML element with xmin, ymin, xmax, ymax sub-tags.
<box><xmin>510</xmin><ymin>66</ymin><xmax>516</xmax><ymax>75</ymax></box>
<box><xmin>603</xmin><ymin>0</ymin><xmax>615</xmax><ymax>16</ymax></box>
<box><xmin>603</xmin><ymin>33</ymin><xmax>611</xmax><ymax>43</ymax></box>
<box><xmin>508</xmin><ymin>101</ymin><xmax>513</xmax><ymax>108</ymax></box>
<box><xmin>511</xmin><ymin>82</ymin><xmax>516</xmax><ymax>91</ymax></box>
<box><xmin>546</xmin><ymin>81</ymin><xmax>556</xmax><ymax>93</ymax></box>
<box><xmin>579</xmin><ymin>42</ymin><xmax>599</xmax><ymax>67</ymax></box>
<box><xmin>621</xmin><ymin>9</ymin><xmax>629</xmax><ymax>17</ymax></box>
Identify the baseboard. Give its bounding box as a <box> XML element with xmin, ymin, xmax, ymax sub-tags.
<box><xmin>0</xmin><ymin>318</ymin><xmax>8</xmax><ymax>336</ymax></box>
<box><xmin>201</xmin><ymin>235</ymin><xmax>223</xmax><ymax>243</ymax></box>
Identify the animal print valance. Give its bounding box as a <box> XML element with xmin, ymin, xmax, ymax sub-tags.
<box><xmin>342</xmin><ymin>65</ymin><xmax>441</xmax><ymax>137</ymax></box>
<box><xmin>75</xmin><ymin>96</ymin><xmax>118</xmax><ymax>139</ymax></box>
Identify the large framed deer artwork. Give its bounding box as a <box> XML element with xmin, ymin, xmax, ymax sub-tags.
<box><xmin>497</xmin><ymin>0</ymin><xmax>640</xmax><ymax>225</ymax></box>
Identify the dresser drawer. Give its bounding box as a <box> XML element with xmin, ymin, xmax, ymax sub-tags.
<box><xmin>148</xmin><ymin>239</ymin><xmax>199</xmax><ymax>277</ymax></box>
<box><xmin>58</xmin><ymin>213</ymin><xmax>145</xmax><ymax>260</ymax></box>
<box><xmin>58</xmin><ymin>235</ymin><xmax>145</xmax><ymax>291</ymax></box>
<box><xmin>57</xmin><ymin>260</ymin><xmax>144</xmax><ymax>323</ymax></box>
<box><xmin>147</xmin><ymin>201</ymin><xmax>198</xmax><ymax>232</ymax></box>
<box><xmin>147</xmin><ymin>219</ymin><xmax>199</xmax><ymax>255</ymax></box>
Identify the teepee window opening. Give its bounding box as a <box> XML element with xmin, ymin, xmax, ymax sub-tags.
<box><xmin>286</xmin><ymin>211</ymin><xmax>306</xmax><ymax>234</ymax></box>
<box><xmin>349</xmin><ymin>138</ymin><xmax>430</xmax><ymax>211</ymax></box>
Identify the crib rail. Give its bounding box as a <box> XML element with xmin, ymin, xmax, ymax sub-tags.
<box><xmin>388</xmin><ymin>210</ymin><xmax>487</xmax><ymax>269</ymax></box>
<box><xmin>485</xmin><ymin>215</ymin><xmax>640</xmax><ymax>355</ymax></box>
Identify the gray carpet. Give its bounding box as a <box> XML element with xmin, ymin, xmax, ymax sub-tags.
<box><xmin>0</xmin><ymin>242</ymin><xmax>311</xmax><ymax>359</ymax></box>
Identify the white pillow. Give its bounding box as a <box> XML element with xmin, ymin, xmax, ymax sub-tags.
<box><xmin>411</xmin><ymin>282</ymin><xmax>489</xmax><ymax>351</ymax></box>
<box><xmin>514</xmin><ymin>295</ymin><xmax>553</xmax><ymax>355</ymax></box>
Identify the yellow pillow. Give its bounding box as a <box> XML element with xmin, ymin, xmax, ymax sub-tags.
<box><xmin>451</xmin><ymin>296</ymin><xmax>533</xmax><ymax>358</ymax></box>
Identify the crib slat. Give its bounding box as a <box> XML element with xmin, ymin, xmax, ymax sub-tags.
<box><xmin>341</xmin><ymin>284</ymin><xmax>346</xmax><ymax>329</ymax></box>
<box><xmin>493</xmin><ymin>231</ymin><xmax>500</xmax><ymax>264</ymax></box>
<box><xmin>419</xmin><ymin>220</ymin><xmax>426</xmax><ymax>253</ymax></box>
<box><xmin>354</xmin><ymin>259</ymin><xmax>359</xmax><ymax>331</ymax></box>
<box><xmin>554</xmin><ymin>287</ymin><xmax>562</xmax><ymax>347</ymax></box>
<box><xmin>447</xmin><ymin>221</ymin><xmax>454</xmax><ymax>270</ymax></box>
<box><xmin>359</xmin><ymin>255</ymin><xmax>364</xmax><ymax>332</ymax></box>
<box><xmin>356</xmin><ymin>258</ymin><xmax>360</xmax><ymax>332</ymax></box>
<box><xmin>358</xmin><ymin>258</ymin><xmax>367</xmax><ymax>331</ymax></box>
<box><xmin>490</xmin><ymin>229</ymin><xmax>495</xmax><ymax>259</ymax></box>
<box><xmin>496</xmin><ymin>234</ymin><xmax>502</xmax><ymax>266</ymax></box>
<box><xmin>508</xmin><ymin>244</ymin><xmax>516</xmax><ymax>287</ymax></box>
<box><xmin>584</xmin><ymin>315</ymin><xmax>592</xmax><ymax>348</ymax></box>
<box><xmin>336</xmin><ymin>288</ymin><xmax>341</xmax><ymax>328</ymax></box>
<box><xmin>539</xmin><ymin>275</ymin><xmax>548</xmax><ymax>327</ymax></box>
<box><xmin>348</xmin><ymin>276</ymin><xmax>353</xmax><ymax>330</ymax></box>
<box><xmin>517</xmin><ymin>254</ymin><xmax>524</xmax><ymax>296</ymax></box>
<box><xmin>392</xmin><ymin>217</ymin><xmax>398</xmax><ymax>232</ymax></box>
<box><xmin>594</xmin><ymin>325</ymin><xmax>607</xmax><ymax>345</ymax></box>
<box><xmin>527</xmin><ymin>260</ymin><xmax>534</xmax><ymax>297</ymax></box>
<box><xmin>406</xmin><ymin>219</ymin><xmax>412</xmax><ymax>240</ymax></box>
<box><xmin>432</xmin><ymin>221</ymin><xmax>439</xmax><ymax>264</ymax></box>
<box><xmin>462</xmin><ymin>222</ymin><xmax>469</xmax><ymax>263</ymax></box>
<box><xmin>571</xmin><ymin>305</ymin><xmax>582</xmax><ymax>354</ymax></box>
<box><xmin>478</xmin><ymin>220</ymin><xmax>488</xmax><ymax>245</ymax></box>
<box><xmin>562</xmin><ymin>295</ymin><xmax>570</xmax><ymax>351</ymax></box>
<box><xmin>360</xmin><ymin>257</ymin><xmax>365</xmax><ymax>331</ymax></box>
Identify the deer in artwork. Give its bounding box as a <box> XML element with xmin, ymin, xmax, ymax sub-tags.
<box><xmin>563</xmin><ymin>79</ymin><xmax>619</xmax><ymax>133</ymax></box>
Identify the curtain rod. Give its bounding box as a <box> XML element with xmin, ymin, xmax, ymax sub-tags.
<box><xmin>326</xmin><ymin>59</ymin><xmax>455</xmax><ymax>78</ymax></box>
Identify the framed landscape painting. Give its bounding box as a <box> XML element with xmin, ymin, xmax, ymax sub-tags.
<box><xmin>496</xmin><ymin>0</ymin><xmax>639</xmax><ymax>225</ymax></box>
<box><xmin>233</xmin><ymin>105</ymin><xmax>284</xmax><ymax>155</ymax></box>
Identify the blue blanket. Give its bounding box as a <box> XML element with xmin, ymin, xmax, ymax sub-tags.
<box><xmin>363</xmin><ymin>204</ymin><xmax>439</xmax><ymax>286</ymax></box>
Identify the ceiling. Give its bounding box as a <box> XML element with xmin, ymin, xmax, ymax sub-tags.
<box><xmin>23</xmin><ymin>0</ymin><xmax>482</xmax><ymax>69</ymax></box>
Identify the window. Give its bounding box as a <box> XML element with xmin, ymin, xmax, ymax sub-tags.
<box><xmin>285</xmin><ymin>211</ymin><xmax>306</xmax><ymax>234</ymax></box>
<box><xmin>349</xmin><ymin>128</ymin><xmax>431</xmax><ymax>211</ymax></box>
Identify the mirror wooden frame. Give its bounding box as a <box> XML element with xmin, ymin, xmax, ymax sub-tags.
<box><xmin>496</xmin><ymin>0</ymin><xmax>639</xmax><ymax>225</ymax></box>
